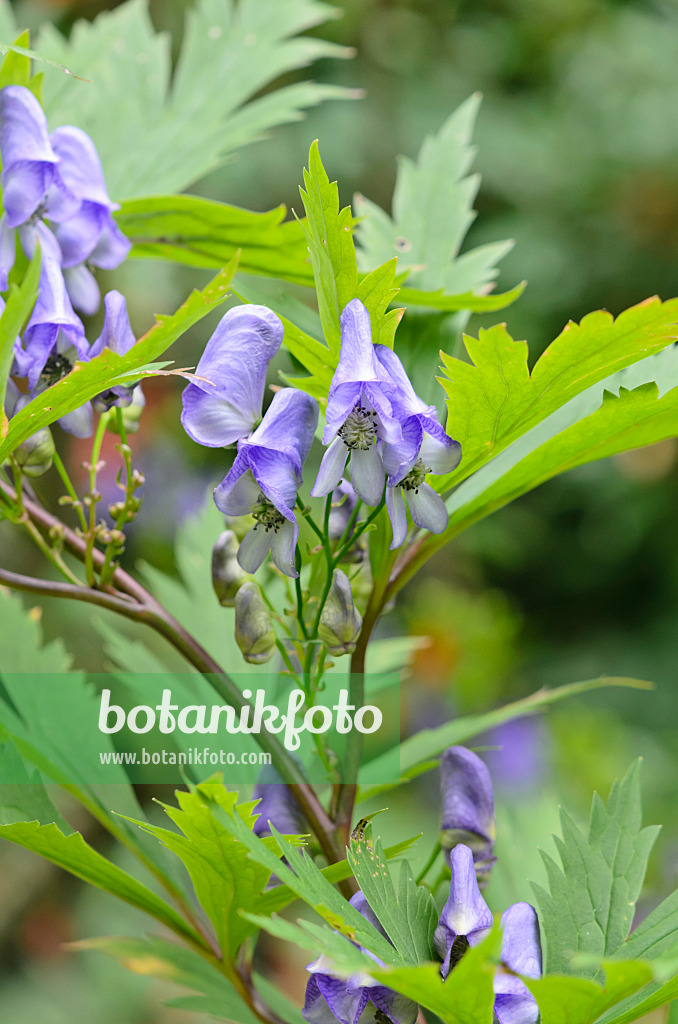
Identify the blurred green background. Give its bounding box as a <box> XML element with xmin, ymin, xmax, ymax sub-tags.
<box><xmin>2</xmin><ymin>0</ymin><xmax>678</xmax><ymax>1020</ymax></box>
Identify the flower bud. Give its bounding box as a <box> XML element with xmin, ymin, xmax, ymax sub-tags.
<box><xmin>252</xmin><ymin>764</ymin><xmax>306</xmax><ymax>837</ymax></box>
<box><xmin>15</xmin><ymin>426</ymin><xmax>55</xmax><ymax>477</ymax></box>
<box><xmin>328</xmin><ymin>480</ymin><xmax>357</xmax><ymax>540</ymax></box>
<box><xmin>212</xmin><ymin>530</ymin><xmax>248</xmax><ymax>606</ymax></box>
<box><xmin>318</xmin><ymin>569</ymin><xmax>362</xmax><ymax>657</ymax></box>
<box><xmin>235</xmin><ymin>582</ymin><xmax>276</xmax><ymax>664</ymax></box>
<box><xmin>440</xmin><ymin>746</ymin><xmax>496</xmax><ymax>887</ymax></box>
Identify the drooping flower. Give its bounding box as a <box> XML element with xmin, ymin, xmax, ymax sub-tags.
<box><xmin>214</xmin><ymin>388</ymin><xmax>318</xmax><ymax>577</ymax></box>
<box><xmin>328</xmin><ymin>480</ymin><xmax>358</xmax><ymax>541</ymax></box>
<box><xmin>311</xmin><ymin>299</ymin><xmax>403</xmax><ymax>508</ymax></box>
<box><xmin>16</xmin><ymin>258</ymin><xmax>87</xmax><ymax>390</ymax></box>
<box><xmin>374</xmin><ymin>345</ymin><xmax>461</xmax><ymax>549</ymax></box>
<box><xmin>493</xmin><ymin>903</ymin><xmax>542</xmax><ymax>1024</ymax></box>
<box><xmin>89</xmin><ymin>289</ymin><xmax>143</xmax><ymax>413</ymax></box>
<box><xmin>439</xmin><ymin>746</ymin><xmax>496</xmax><ymax>884</ymax></box>
<box><xmin>433</xmin><ymin>844</ymin><xmax>494</xmax><ymax>978</ymax></box>
<box><xmin>0</xmin><ymin>86</ymin><xmax>67</xmax><ymax>229</ymax></box>
<box><xmin>303</xmin><ymin>891</ymin><xmax>419</xmax><ymax>1024</ymax></box>
<box><xmin>181</xmin><ymin>305</ymin><xmax>284</xmax><ymax>447</ymax></box>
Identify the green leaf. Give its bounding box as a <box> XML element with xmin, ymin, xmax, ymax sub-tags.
<box><xmin>0</xmin><ymin>741</ymin><xmax>72</xmax><ymax>830</ymax></box>
<box><xmin>298</xmin><ymin>140</ymin><xmax>359</xmax><ymax>352</ymax></box>
<box><xmin>0</xmin><ymin>38</ymin><xmax>88</xmax><ymax>81</ymax></box>
<box><xmin>347</xmin><ymin>835</ymin><xmax>437</xmax><ymax>964</ymax></box>
<box><xmin>369</xmin><ymin>930</ymin><xmax>501</xmax><ymax>1024</ymax></box>
<box><xmin>531</xmin><ymin>761</ymin><xmax>660</xmax><ymax>976</ymax></box>
<box><xmin>0</xmin><ymin>259</ymin><xmax>237</xmax><ymax>462</ymax></box>
<box><xmin>437</xmin><ymin>296</ymin><xmax>678</xmax><ymax>492</ymax></box>
<box><xmin>594</xmin><ymin>968</ymin><xmax>678</xmax><ymax>1024</ymax></box>
<box><xmin>525</xmin><ymin>961</ymin><xmax>654</xmax><ymax>1024</ymax></box>
<box><xmin>244</xmin><ymin>909</ymin><xmax>375</xmax><ymax>974</ymax></box>
<box><xmin>129</xmin><ymin>786</ymin><xmax>272</xmax><ymax>960</ymax></box>
<box><xmin>360</xmin><ymin>676</ymin><xmax>652</xmax><ymax>780</ymax></box>
<box><xmin>74</xmin><ymin>934</ymin><xmax>262</xmax><ymax>1024</ymax></box>
<box><xmin>116</xmin><ymin>195</ymin><xmax>313</xmax><ymax>285</ymax></box>
<box><xmin>355</xmin><ymin>95</ymin><xmax>517</xmax><ymax>310</ymax></box>
<box><xmin>0</xmin><ymin>820</ymin><xmax>203</xmax><ymax>945</ymax></box>
<box><xmin>618</xmin><ymin>890</ymin><xmax>678</xmax><ymax>962</ymax></box>
<box><xmin>397</xmin><ymin>280</ymin><xmax>526</xmax><ymax>313</ymax></box>
<box><xmin>0</xmin><ymin>247</ymin><xmax>41</xmax><ymax>435</ymax></box>
<box><xmin>36</xmin><ymin>0</ymin><xmax>355</xmax><ymax>198</ymax></box>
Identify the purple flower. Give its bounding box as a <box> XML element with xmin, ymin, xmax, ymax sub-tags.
<box><xmin>440</xmin><ymin>746</ymin><xmax>496</xmax><ymax>884</ymax></box>
<box><xmin>303</xmin><ymin>891</ymin><xmax>419</xmax><ymax>1024</ymax></box>
<box><xmin>48</xmin><ymin>126</ymin><xmax>130</xmax><ymax>270</ymax></box>
<box><xmin>181</xmin><ymin>305</ymin><xmax>284</xmax><ymax>447</ymax></box>
<box><xmin>374</xmin><ymin>346</ymin><xmax>460</xmax><ymax>549</ymax></box>
<box><xmin>311</xmin><ymin>299</ymin><xmax>403</xmax><ymax>507</ymax></box>
<box><xmin>328</xmin><ymin>480</ymin><xmax>358</xmax><ymax>541</ymax></box>
<box><xmin>434</xmin><ymin>844</ymin><xmax>494</xmax><ymax>979</ymax></box>
<box><xmin>214</xmin><ymin>388</ymin><xmax>318</xmax><ymax>577</ymax></box>
<box><xmin>493</xmin><ymin>903</ymin><xmax>542</xmax><ymax>1024</ymax></box>
<box><xmin>0</xmin><ymin>86</ymin><xmax>65</xmax><ymax>229</ymax></box>
<box><xmin>89</xmin><ymin>290</ymin><xmax>142</xmax><ymax>413</ymax></box>
<box><xmin>18</xmin><ymin>258</ymin><xmax>87</xmax><ymax>390</ymax></box>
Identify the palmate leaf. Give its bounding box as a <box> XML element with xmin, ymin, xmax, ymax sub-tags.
<box><xmin>354</xmin><ymin>95</ymin><xmax>519</xmax><ymax>311</ymax></box>
<box><xmin>437</xmin><ymin>296</ymin><xmax>678</xmax><ymax>493</ymax></box>
<box><xmin>347</xmin><ymin>835</ymin><xmax>437</xmax><ymax>965</ymax></box>
<box><xmin>0</xmin><ymin>259</ymin><xmax>237</xmax><ymax>462</ymax></box>
<box><xmin>530</xmin><ymin>761</ymin><xmax>660</xmax><ymax>977</ymax></box>
<box><xmin>116</xmin><ymin>195</ymin><xmax>313</xmax><ymax>285</ymax></box>
<box><xmin>33</xmin><ymin>0</ymin><xmax>354</xmax><ymax>198</ymax></box>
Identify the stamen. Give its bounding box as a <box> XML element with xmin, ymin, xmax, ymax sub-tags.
<box><xmin>448</xmin><ymin>934</ymin><xmax>470</xmax><ymax>969</ymax></box>
<box><xmin>41</xmin><ymin>351</ymin><xmax>73</xmax><ymax>386</ymax></box>
<box><xmin>250</xmin><ymin>493</ymin><xmax>285</xmax><ymax>533</ymax></box>
<box><xmin>400</xmin><ymin>457</ymin><xmax>430</xmax><ymax>492</ymax></box>
<box><xmin>337</xmin><ymin>405</ymin><xmax>378</xmax><ymax>451</ymax></box>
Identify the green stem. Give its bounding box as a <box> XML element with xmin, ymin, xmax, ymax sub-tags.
<box><xmin>84</xmin><ymin>412</ymin><xmax>109</xmax><ymax>586</ymax></box>
<box><xmin>415</xmin><ymin>839</ymin><xmax>441</xmax><ymax>885</ymax></box>
<box><xmin>52</xmin><ymin>451</ymin><xmax>88</xmax><ymax>533</ymax></box>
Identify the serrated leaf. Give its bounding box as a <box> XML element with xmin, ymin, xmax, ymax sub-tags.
<box><xmin>129</xmin><ymin>786</ymin><xmax>272</xmax><ymax>959</ymax></box>
<box><xmin>525</xmin><ymin>961</ymin><xmax>653</xmax><ymax>1024</ymax></box>
<box><xmin>531</xmin><ymin>761</ymin><xmax>659</xmax><ymax>977</ymax></box>
<box><xmin>0</xmin><ymin>38</ymin><xmax>87</xmax><ymax>81</ymax></box>
<box><xmin>618</xmin><ymin>890</ymin><xmax>678</xmax><ymax>962</ymax></box>
<box><xmin>116</xmin><ymin>195</ymin><xmax>313</xmax><ymax>285</ymax></box>
<box><xmin>347</xmin><ymin>836</ymin><xmax>437</xmax><ymax>964</ymax></box>
<box><xmin>360</xmin><ymin>677</ymin><xmax>652</xmax><ymax>780</ymax></box>
<box><xmin>36</xmin><ymin>0</ymin><xmax>354</xmax><ymax>198</ymax></box>
<box><xmin>0</xmin><ymin>741</ymin><xmax>71</xmax><ymax>829</ymax></box>
<box><xmin>0</xmin><ymin>259</ymin><xmax>237</xmax><ymax>461</ymax></box>
<box><xmin>437</xmin><ymin>296</ymin><xmax>678</xmax><ymax>492</ymax></box>
<box><xmin>397</xmin><ymin>280</ymin><xmax>525</xmax><ymax>313</ymax></box>
<box><xmin>355</xmin><ymin>95</ymin><xmax>516</xmax><ymax>310</ymax></box>
<box><xmin>0</xmin><ymin>820</ymin><xmax>202</xmax><ymax>945</ymax></box>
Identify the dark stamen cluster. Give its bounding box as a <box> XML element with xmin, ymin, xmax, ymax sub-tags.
<box><xmin>448</xmin><ymin>934</ymin><xmax>470</xmax><ymax>969</ymax></box>
<box><xmin>338</xmin><ymin>405</ymin><xmax>377</xmax><ymax>450</ymax></box>
<box><xmin>251</xmin><ymin>493</ymin><xmax>285</xmax><ymax>533</ymax></box>
<box><xmin>41</xmin><ymin>351</ymin><xmax>73</xmax><ymax>386</ymax></box>
<box><xmin>400</xmin><ymin>457</ymin><xmax>430</xmax><ymax>492</ymax></box>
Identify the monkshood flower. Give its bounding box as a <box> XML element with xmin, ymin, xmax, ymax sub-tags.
<box><xmin>434</xmin><ymin>845</ymin><xmax>542</xmax><ymax>1024</ymax></box>
<box><xmin>440</xmin><ymin>746</ymin><xmax>496</xmax><ymax>884</ymax></box>
<box><xmin>328</xmin><ymin>480</ymin><xmax>358</xmax><ymax>541</ymax></box>
<box><xmin>214</xmin><ymin>388</ymin><xmax>319</xmax><ymax>577</ymax></box>
<box><xmin>374</xmin><ymin>346</ymin><xmax>461</xmax><ymax>549</ymax></box>
<box><xmin>0</xmin><ymin>86</ymin><xmax>130</xmax><ymax>309</ymax></box>
<box><xmin>303</xmin><ymin>890</ymin><xmax>419</xmax><ymax>1024</ymax></box>
<box><xmin>181</xmin><ymin>305</ymin><xmax>284</xmax><ymax>447</ymax></box>
<box><xmin>494</xmin><ymin>903</ymin><xmax>542</xmax><ymax>1024</ymax></box>
<box><xmin>311</xmin><ymin>299</ymin><xmax>403</xmax><ymax>508</ymax></box>
<box><xmin>89</xmin><ymin>290</ymin><xmax>143</xmax><ymax>413</ymax></box>
<box><xmin>14</xmin><ymin>258</ymin><xmax>87</xmax><ymax>390</ymax></box>
<box><xmin>434</xmin><ymin>844</ymin><xmax>494</xmax><ymax>977</ymax></box>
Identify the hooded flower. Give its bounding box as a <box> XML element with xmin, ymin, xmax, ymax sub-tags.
<box><xmin>374</xmin><ymin>346</ymin><xmax>461</xmax><ymax>549</ymax></box>
<box><xmin>433</xmin><ymin>844</ymin><xmax>494</xmax><ymax>979</ymax></box>
<box><xmin>493</xmin><ymin>903</ymin><xmax>542</xmax><ymax>1024</ymax></box>
<box><xmin>303</xmin><ymin>891</ymin><xmax>419</xmax><ymax>1024</ymax></box>
<box><xmin>214</xmin><ymin>388</ymin><xmax>318</xmax><ymax>577</ymax></box>
<box><xmin>0</xmin><ymin>86</ymin><xmax>67</xmax><ymax>229</ymax></box>
<box><xmin>89</xmin><ymin>289</ymin><xmax>144</xmax><ymax>413</ymax></box>
<box><xmin>439</xmin><ymin>746</ymin><xmax>496</xmax><ymax>884</ymax></box>
<box><xmin>16</xmin><ymin>258</ymin><xmax>87</xmax><ymax>390</ymax></box>
<box><xmin>311</xmin><ymin>299</ymin><xmax>403</xmax><ymax>507</ymax></box>
<box><xmin>181</xmin><ymin>305</ymin><xmax>284</xmax><ymax>447</ymax></box>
